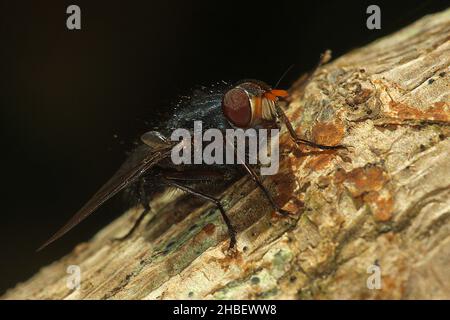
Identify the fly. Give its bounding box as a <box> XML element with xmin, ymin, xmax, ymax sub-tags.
<box><xmin>38</xmin><ymin>51</ymin><xmax>345</xmax><ymax>251</ymax></box>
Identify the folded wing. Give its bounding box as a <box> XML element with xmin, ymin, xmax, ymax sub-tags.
<box><xmin>38</xmin><ymin>133</ymin><xmax>173</xmax><ymax>251</ymax></box>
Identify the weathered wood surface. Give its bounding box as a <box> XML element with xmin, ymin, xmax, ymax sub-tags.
<box><xmin>4</xmin><ymin>8</ymin><xmax>450</xmax><ymax>300</ymax></box>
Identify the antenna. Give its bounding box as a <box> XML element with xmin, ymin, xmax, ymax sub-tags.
<box><xmin>274</xmin><ymin>64</ymin><xmax>295</xmax><ymax>88</ymax></box>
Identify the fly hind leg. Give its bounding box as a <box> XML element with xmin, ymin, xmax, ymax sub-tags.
<box><xmin>114</xmin><ymin>178</ymin><xmax>152</xmax><ymax>241</ymax></box>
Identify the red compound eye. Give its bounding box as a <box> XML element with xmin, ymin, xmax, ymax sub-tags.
<box><xmin>222</xmin><ymin>88</ymin><xmax>251</xmax><ymax>128</ymax></box>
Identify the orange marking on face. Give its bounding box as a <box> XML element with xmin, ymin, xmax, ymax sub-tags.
<box><xmin>270</xmin><ymin>89</ymin><xmax>289</xmax><ymax>97</ymax></box>
<box><xmin>264</xmin><ymin>92</ymin><xmax>277</xmax><ymax>101</ymax></box>
<box><xmin>252</xmin><ymin>96</ymin><xmax>262</xmax><ymax>121</ymax></box>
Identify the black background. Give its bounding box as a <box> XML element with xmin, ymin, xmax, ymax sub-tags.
<box><xmin>0</xmin><ymin>0</ymin><xmax>447</xmax><ymax>295</ymax></box>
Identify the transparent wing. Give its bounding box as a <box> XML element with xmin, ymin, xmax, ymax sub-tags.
<box><xmin>141</xmin><ymin>130</ymin><xmax>170</xmax><ymax>149</ymax></box>
<box><xmin>38</xmin><ymin>133</ymin><xmax>173</xmax><ymax>251</ymax></box>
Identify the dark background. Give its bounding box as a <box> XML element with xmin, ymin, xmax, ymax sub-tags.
<box><xmin>0</xmin><ymin>0</ymin><xmax>447</xmax><ymax>294</ymax></box>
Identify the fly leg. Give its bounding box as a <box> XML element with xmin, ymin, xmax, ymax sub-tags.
<box><xmin>163</xmin><ymin>177</ymin><xmax>237</xmax><ymax>250</ymax></box>
<box><xmin>114</xmin><ymin>178</ymin><xmax>151</xmax><ymax>241</ymax></box>
<box><xmin>275</xmin><ymin>51</ymin><xmax>346</xmax><ymax>150</ymax></box>
<box><xmin>274</xmin><ymin>103</ymin><xmax>347</xmax><ymax>150</ymax></box>
<box><xmin>228</xmin><ymin>140</ymin><xmax>290</xmax><ymax>216</ymax></box>
<box><xmin>240</xmin><ymin>161</ymin><xmax>290</xmax><ymax>216</ymax></box>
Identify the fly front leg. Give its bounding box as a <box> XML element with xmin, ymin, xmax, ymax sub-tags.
<box><xmin>274</xmin><ymin>104</ymin><xmax>347</xmax><ymax>150</ymax></box>
<box><xmin>275</xmin><ymin>51</ymin><xmax>347</xmax><ymax>150</ymax></box>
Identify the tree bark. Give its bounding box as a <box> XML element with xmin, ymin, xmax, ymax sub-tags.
<box><xmin>4</xmin><ymin>8</ymin><xmax>450</xmax><ymax>300</ymax></box>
